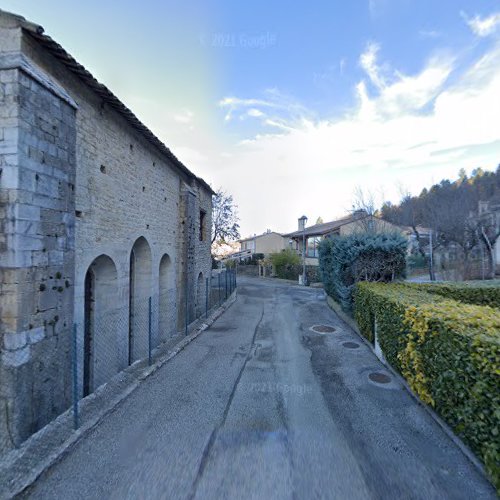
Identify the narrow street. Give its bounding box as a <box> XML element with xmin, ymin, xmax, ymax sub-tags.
<box><xmin>23</xmin><ymin>277</ymin><xmax>495</xmax><ymax>500</ymax></box>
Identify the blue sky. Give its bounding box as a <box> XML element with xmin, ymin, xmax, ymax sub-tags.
<box><xmin>3</xmin><ymin>1</ymin><xmax>500</xmax><ymax>237</ymax></box>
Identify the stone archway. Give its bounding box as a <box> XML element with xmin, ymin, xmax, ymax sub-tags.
<box><xmin>196</xmin><ymin>272</ymin><xmax>204</xmax><ymax>319</ymax></box>
<box><xmin>159</xmin><ymin>253</ymin><xmax>174</xmax><ymax>340</ymax></box>
<box><xmin>129</xmin><ymin>237</ymin><xmax>152</xmax><ymax>364</ymax></box>
<box><xmin>83</xmin><ymin>255</ymin><xmax>118</xmax><ymax>396</ymax></box>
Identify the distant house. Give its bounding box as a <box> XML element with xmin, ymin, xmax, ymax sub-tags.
<box><xmin>476</xmin><ymin>200</ymin><xmax>500</xmax><ymax>275</ymax></box>
<box><xmin>238</xmin><ymin>230</ymin><xmax>288</xmax><ymax>257</ymax></box>
<box><xmin>433</xmin><ymin>200</ymin><xmax>500</xmax><ymax>279</ymax></box>
<box><xmin>285</xmin><ymin>211</ymin><xmax>417</xmax><ymax>266</ymax></box>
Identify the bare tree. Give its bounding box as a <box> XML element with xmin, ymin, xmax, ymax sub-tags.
<box><xmin>351</xmin><ymin>187</ymin><xmax>377</xmax><ymax>232</ymax></box>
<box><xmin>478</xmin><ymin>211</ymin><xmax>500</xmax><ymax>279</ymax></box>
<box><xmin>211</xmin><ymin>188</ymin><xmax>240</xmax><ymax>245</ymax></box>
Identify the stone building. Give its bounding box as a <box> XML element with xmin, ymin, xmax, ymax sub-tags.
<box><xmin>0</xmin><ymin>10</ymin><xmax>213</xmax><ymax>453</ymax></box>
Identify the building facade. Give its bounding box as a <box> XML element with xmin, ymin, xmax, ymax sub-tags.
<box><xmin>286</xmin><ymin>212</ymin><xmax>415</xmax><ymax>266</ymax></box>
<box><xmin>239</xmin><ymin>230</ymin><xmax>288</xmax><ymax>256</ymax></box>
<box><xmin>0</xmin><ymin>10</ymin><xmax>213</xmax><ymax>453</ymax></box>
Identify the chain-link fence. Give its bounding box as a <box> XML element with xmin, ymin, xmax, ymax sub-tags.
<box><xmin>71</xmin><ymin>269</ymin><xmax>236</xmax><ymax>429</ymax></box>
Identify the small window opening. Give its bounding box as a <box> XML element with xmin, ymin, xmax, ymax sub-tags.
<box><xmin>199</xmin><ymin>210</ymin><xmax>206</xmax><ymax>241</ymax></box>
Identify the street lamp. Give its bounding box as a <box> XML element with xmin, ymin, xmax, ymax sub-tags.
<box><xmin>298</xmin><ymin>215</ymin><xmax>308</xmax><ymax>285</ymax></box>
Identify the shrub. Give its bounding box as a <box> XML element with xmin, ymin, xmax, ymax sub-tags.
<box><xmin>403</xmin><ymin>281</ymin><xmax>500</xmax><ymax>309</ymax></box>
<box><xmin>319</xmin><ymin>232</ymin><xmax>407</xmax><ymax>311</ymax></box>
<box><xmin>354</xmin><ymin>282</ymin><xmax>500</xmax><ymax>490</ymax></box>
<box><xmin>240</xmin><ymin>253</ymin><xmax>265</xmax><ymax>265</ymax></box>
<box><xmin>407</xmin><ymin>253</ymin><xmax>427</xmax><ymax>269</ymax></box>
<box><xmin>269</xmin><ymin>249</ymin><xmax>301</xmax><ymax>279</ymax></box>
<box><xmin>306</xmin><ymin>265</ymin><xmax>321</xmax><ymax>283</ymax></box>
<box><xmin>225</xmin><ymin>258</ymin><xmax>236</xmax><ymax>269</ymax></box>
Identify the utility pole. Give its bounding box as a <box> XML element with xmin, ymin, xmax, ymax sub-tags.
<box><xmin>298</xmin><ymin>215</ymin><xmax>307</xmax><ymax>285</ymax></box>
<box><xmin>429</xmin><ymin>229</ymin><xmax>435</xmax><ymax>281</ymax></box>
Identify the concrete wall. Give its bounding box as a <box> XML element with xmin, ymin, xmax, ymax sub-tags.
<box><xmin>0</xmin><ymin>16</ymin><xmax>212</xmax><ymax>452</ymax></box>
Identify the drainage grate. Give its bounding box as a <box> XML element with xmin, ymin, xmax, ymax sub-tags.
<box><xmin>342</xmin><ymin>341</ymin><xmax>360</xmax><ymax>349</ymax></box>
<box><xmin>369</xmin><ymin>372</ymin><xmax>391</xmax><ymax>384</ymax></box>
<box><xmin>311</xmin><ymin>325</ymin><xmax>336</xmax><ymax>334</ymax></box>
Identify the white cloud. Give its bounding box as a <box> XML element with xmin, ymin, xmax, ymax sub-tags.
<box><xmin>219</xmin><ymin>89</ymin><xmax>312</xmax><ymax>125</ymax></box>
<box><xmin>210</xmin><ymin>41</ymin><xmax>500</xmax><ymax>235</ymax></box>
<box><xmin>247</xmin><ymin>108</ymin><xmax>264</xmax><ymax>118</ymax></box>
<box><xmin>368</xmin><ymin>0</ymin><xmax>390</xmax><ymax>18</ymax></box>
<box><xmin>219</xmin><ymin>96</ymin><xmax>278</xmax><ymax>121</ymax></box>
<box><xmin>462</xmin><ymin>11</ymin><xmax>500</xmax><ymax>37</ymax></box>
<box><xmin>419</xmin><ymin>29</ymin><xmax>441</xmax><ymax>39</ymax></box>
<box><xmin>173</xmin><ymin>109</ymin><xmax>194</xmax><ymax>124</ymax></box>
<box><xmin>358</xmin><ymin>43</ymin><xmax>453</xmax><ymax>117</ymax></box>
<box><xmin>339</xmin><ymin>58</ymin><xmax>346</xmax><ymax>75</ymax></box>
<box><xmin>359</xmin><ymin>42</ymin><xmax>386</xmax><ymax>89</ymax></box>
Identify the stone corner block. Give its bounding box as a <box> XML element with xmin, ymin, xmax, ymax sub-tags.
<box><xmin>3</xmin><ymin>331</ymin><xmax>27</xmax><ymax>350</ymax></box>
<box><xmin>28</xmin><ymin>326</ymin><xmax>45</xmax><ymax>345</ymax></box>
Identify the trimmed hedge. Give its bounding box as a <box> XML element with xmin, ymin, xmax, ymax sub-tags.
<box><xmin>354</xmin><ymin>282</ymin><xmax>500</xmax><ymax>490</ymax></box>
<box><xmin>269</xmin><ymin>249</ymin><xmax>301</xmax><ymax>279</ymax></box>
<box><xmin>270</xmin><ymin>264</ymin><xmax>321</xmax><ymax>283</ymax></box>
<box><xmin>403</xmin><ymin>281</ymin><xmax>500</xmax><ymax>309</ymax></box>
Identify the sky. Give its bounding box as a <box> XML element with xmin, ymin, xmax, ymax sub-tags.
<box><xmin>3</xmin><ymin>0</ymin><xmax>500</xmax><ymax>237</ymax></box>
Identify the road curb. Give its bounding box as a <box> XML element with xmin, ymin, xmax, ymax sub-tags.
<box><xmin>0</xmin><ymin>292</ymin><xmax>237</xmax><ymax>500</ymax></box>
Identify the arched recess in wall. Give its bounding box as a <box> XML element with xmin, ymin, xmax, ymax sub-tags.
<box><xmin>129</xmin><ymin>237</ymin><xmax>152</xmax><ymax>364</ymax></box>
<box><xmin>195</xmin><ymin>272</ymin><xmax>204</xmax><ymax>318</ymax></box>
<box><xmin>83</xmin><ymin>255</ymin><xmax>118</xmax><ymax>397</ymax></box>
<box><xmin>159</xmin><ymin>253</ymin><xmax>174</xmax><ymax>340</ymax></box>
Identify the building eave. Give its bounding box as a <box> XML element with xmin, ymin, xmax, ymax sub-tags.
<box><xmin>1</xmin><ymin>9</ymin><xmax>215</xmax><ymax>196</ymax></box>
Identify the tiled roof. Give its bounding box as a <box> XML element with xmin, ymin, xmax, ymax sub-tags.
<box><xmin>239</xmin><ymin>231</ymin><xmax>284</xmax><ymax>243</ymax></box>
<box><xmin>285</xmin><ymin>214</ymin><xmax>368</xmax><ymax>238</ymax></box>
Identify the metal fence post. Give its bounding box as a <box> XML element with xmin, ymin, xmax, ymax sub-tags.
<box><xmin>225</xmin><ymin>270</ymin><xmax>228</xmax><ymax>299</ymax></box>
<box><xmin>218</xmin><ymin>273</ymin><xmax>221</xmax><ymax>306</ymax></box>
<box><xmin>72</xmin><ymin>323</ymin><xmax>79</xmax><ymax>430</ymax></box>
<box><xmin>185</xmin><ymin>282</ymin><xmax>188</xmax><ymax>336</ymax></box>
<box><xmin>205</xmin><ymin>277</ymin><xmax>209</xmax><ymax>318</ymax></box>
<box><xmin>148</xmin><ymin>296</ymin><xmax>152</xmax><ymax>366</ymax></box>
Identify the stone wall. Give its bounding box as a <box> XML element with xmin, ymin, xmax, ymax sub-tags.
<box><xmin>0</xmin><ymin>14</ymin><xmax>213</xmax><ymax>453</ymax></box>
<box><xmin>177</xmin><ymin>182</ymin><xmax>212</xmax><ymax>329</ymax></box>
<box><xmin>0</xmin><ymin>55</ymin><xmax>77</xmax><ymax>452</ymax></box>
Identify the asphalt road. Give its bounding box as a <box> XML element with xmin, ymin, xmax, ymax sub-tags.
<box><xmin>24</xmin><ymin>276</ymin><xmax>496</xmax><ymax>499</ymax></box>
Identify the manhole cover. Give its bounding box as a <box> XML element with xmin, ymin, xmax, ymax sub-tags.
<box><xmin>369</xmin><ymin>372</ymin><xmax>391</xmax><ymax>384</ymax></box>
<box><xmin>311</xmin><ymin>325</ymin><xmax>336</xmax><ymax>334</ymax></box>
<box><xmin>343</xmin><ymin>341</ymin><xmax>360</xmax><ymax>349</ymax></box>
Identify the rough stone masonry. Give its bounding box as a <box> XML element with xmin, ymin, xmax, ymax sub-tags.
<box><xmin>0</xmin><ymin>10</ymin><xmax>213</xmax><ymax>454</ymax></box>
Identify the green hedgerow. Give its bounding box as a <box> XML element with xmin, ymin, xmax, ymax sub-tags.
<box><xmin>353</xmin><ymin>282</ymin><xmax>500</xmax><ymax>491</ymax></box>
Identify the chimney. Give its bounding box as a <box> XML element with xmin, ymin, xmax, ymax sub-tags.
<box><xmin>298</xmin><ymin>215</ymin><xmax>308</xmax><ymax>231</ymax></box>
